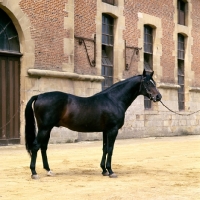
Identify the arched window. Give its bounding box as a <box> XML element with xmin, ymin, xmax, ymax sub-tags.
<box><xmin>0</xmin><ymin>9</ymin><xmax>20</xmax><ymax>53</ymax></box>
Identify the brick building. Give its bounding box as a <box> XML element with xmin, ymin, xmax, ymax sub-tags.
<box><xmin>0</xmin><ymin>0</ymin><xmax>200</xmax><ymax>145</ymax></box>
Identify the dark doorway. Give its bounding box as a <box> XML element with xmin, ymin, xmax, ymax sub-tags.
<box><xmin>0</xmin><ymin>9</ymin><xmax>21</xmax><ymax>145</ymax></box>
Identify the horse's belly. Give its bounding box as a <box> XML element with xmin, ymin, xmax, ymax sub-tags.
<box><xmin>62</xmin><ymin>123</ymin><xmax>103</xmax><ymax>132</ymax></box>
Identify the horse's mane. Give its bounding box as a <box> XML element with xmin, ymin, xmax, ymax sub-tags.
<box><xmin>95</xmin><ymin>75</ymin><xmax>142</xmax><ymax>96</ymax></box>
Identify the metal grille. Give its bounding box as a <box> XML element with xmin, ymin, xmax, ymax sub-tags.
<box><xmin>144</xmin><ymin>25</ymin><xmax>153</xmax><ymax>54</ymax></box>
<box><xmin>0</xmin><ymin>55</ymin><xmax>20</xmax><ymax>145</ymax></box>
<box><xmin>102</xmin><ymin>14</ymin><xmax>114</xmax><ymax>90</ymax></box>
<box><xmin>178</xmin><ymin>60</ymin><xmax>185</xmax><ymax>110</ymax></box>
<box><xmin>102</xmin><ymin>15</ymin><xmax>114</xmax><ymax>46</ymax></box>
<box><xmin>178</xmin><ymin>0</ymin><xmax>185</xmax><ymax>25</ymax></box>
<box><xmin>102</xmin><ymin>0</ymin><xmax>115</xmax><ymax>5</ymax></box>
<box><xmin>102</xmin><ymin>50</ymin><xmax>113</xmax><ymax>90</ymax></box>
<box><xmin>178</xmin><ymin>34</ymin><xmax>184</xmax><ymax>60</ymax></box>
<box><xmin>144</xmin><ymin>96</ymin><xmax>152</xmax><ymax>109</ymax></box>
<box><xmin>177</xmin><ymin>34</ymin><xmax>185</xmax><ymax>110</ymax></box>
<box><xmin>144</xmin><ymin>25</ymin><xmax>153</xmax><ymax>109</ymax></box>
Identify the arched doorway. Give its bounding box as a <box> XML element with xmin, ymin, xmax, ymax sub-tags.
<box><xmin>0</xmin><ymin>9</ymin><xmax>22</xmax><ymax>145</ymax></box>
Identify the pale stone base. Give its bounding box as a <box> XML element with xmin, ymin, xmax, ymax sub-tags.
<box><xmin>21</xmin><ymin>70</ymin><xmax>200</xmax><ymax>144</ymax></box>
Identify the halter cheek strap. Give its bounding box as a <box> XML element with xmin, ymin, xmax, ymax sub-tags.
<box><xmin>139</xmin><ymin>76</ymin><xmax>144</xmax><ymax>93</ymax></box>
<box><xmin>139</xmin><ymin>76</ymin><xmax>152</xmax><ymax>95</ymax></box>
<box><xmin>139</xmin><ymin>76</ymin><xmax>153</xmax><ymax>101</ymax></box>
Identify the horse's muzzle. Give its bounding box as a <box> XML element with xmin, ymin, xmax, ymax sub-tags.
<box><xmin>155</xmin><ymin>94</ymin><xmax>162</xmax><ymax>102</ymax></box>
<box><xmin>151</xmin><ymin>94</ymin><xmax>162</xmax><ymax>102</ymax></box>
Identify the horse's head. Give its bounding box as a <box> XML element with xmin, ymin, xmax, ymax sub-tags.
<box><xmin>140</xmin><ymin>69</ymin><xmax>162</xmax><ymax>102</ymax></box>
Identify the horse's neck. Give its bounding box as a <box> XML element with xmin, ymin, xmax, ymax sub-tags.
<box><xmin>110</xmin><ymin>76</ymin><xmax>141</xmax><ymax>111</ymax></box>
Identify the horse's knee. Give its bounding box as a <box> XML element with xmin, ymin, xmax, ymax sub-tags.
<box><xmin>107</xmin><ymin>146</ymin><xmax>114</xmax><ymax>155</ymax></box>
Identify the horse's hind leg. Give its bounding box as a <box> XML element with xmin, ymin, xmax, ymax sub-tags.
<box><xmin>30</xmin><ymin>139</ymin><xmax>40</xmax><ymax>179</ymax></box>
<box><xmin>30</xmin><ymin>129</ymin><xmax>51</xmax><ymax>179</ymax></box>
<box><xmin>41</xmin><ymin>130</ymin><xmax>54</xmax><ymax>176</ymax></box>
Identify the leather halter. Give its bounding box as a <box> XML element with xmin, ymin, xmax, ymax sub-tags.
<box><xmin>139</xmin><ymin>76</ymin><xmax>153</xmax><ymax>100</ymax></box>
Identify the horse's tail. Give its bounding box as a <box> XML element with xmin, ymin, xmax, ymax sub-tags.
<box><xmin>25</xmin><ymin>95</ymin><xmax>38</xmax><ymax>156</ymax></box>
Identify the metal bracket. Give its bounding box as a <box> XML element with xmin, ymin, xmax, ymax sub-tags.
<box><xmin>125</xmin><ymin>40</ymin><xmax>142</xmax><ymax>70</ymax></box>
<box><xmin>75</xmin><ymin>34</ymin><xmax>96</xmax><ymax>67</ymax></box>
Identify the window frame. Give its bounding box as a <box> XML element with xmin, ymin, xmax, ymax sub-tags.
<box><xmin>177</xmin><ymin>34</ymin><xmax>185</xmax><ymax>110</ymax></box>
<box><xmin>144</xmin><ymin>25</ymin><xmax>153</xmax><ymax>54</ymax></box>
<box><xmin>178</xmin><ymin>0</ymin><xmax>186</xmax><ymax>25</ymax></box>
<box><xmin>144</xmin><ymin>25</ymin><xmax>154</xmax><ymax>109</ymax></box>
<box><xmin>102</xmin><ymin>15</ymin><xmax>114</xmax><ymax>46</ymax></box>
<box><xmin>178</xmin><ymin>34</ymin><xmax>185</xmax><ymax>60</ymax></box>
<box><xmin>101</xmin><ymin>14</ymin><xmax>114</xmax><ymax>90</ymax></box>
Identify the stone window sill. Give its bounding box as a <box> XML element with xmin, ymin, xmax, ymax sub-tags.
<box><xmin>27</xmin><ymin>69</ymin><xmax>104</xmax><ymax>82</ymax></box>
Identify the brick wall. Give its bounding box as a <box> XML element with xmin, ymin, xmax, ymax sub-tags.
<box><xmin>74</xmin><ymin>0</ymin><xmax>97</xmax><ymax>75</ymax></box>
<box><xmin>123</xmin><ymin>0</ymin><xmax>175</xmax><ymax>83</ymax></box>
<box><xmin>191</xmin><ymin>0</ymin><xmax>200</xmax><ymax>87</ymax></box>
<box><xmin>18</xmin><ymin>0</ymin><xmax>200</xmax><ymax>86</ymax></box>
<box><xmin>19</xmin><ymin>0</ymin><xmax>68</xmax><ymax>71</ymax></box>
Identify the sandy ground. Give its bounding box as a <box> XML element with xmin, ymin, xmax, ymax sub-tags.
<box><xmin>0</xmin><ymin>135</ymin><xmax>200</xmax><ymax>200</ymax></box>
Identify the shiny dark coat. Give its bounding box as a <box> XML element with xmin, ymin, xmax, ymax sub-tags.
<box><xmin>25</xmin><ymin>70</ymin><xmax>162</xmax><ymax>177</ymax></box>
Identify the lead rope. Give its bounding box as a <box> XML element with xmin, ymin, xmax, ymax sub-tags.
<box><xmin>160</xmin><ymin>100</ymin><xmax>200</xmax><ymax>116</ymax></box>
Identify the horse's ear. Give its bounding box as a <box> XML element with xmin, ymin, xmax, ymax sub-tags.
<box><xmin>150</xmin><ymin>71</ymin><xmax>154</xmax><ymax>77</ymax></box>
<box><xmin>143</xmin><ymin>69</ymin><xmax>146</xmax><ymax>77</ymax></box>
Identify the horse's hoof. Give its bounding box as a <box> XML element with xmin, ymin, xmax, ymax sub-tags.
<box><xmin>47</xmin><ymin>170</ymin><xmax>54</xmax><ymax>176</ymax></box>
<box><xmin>109</xmin><ymin>173</ymin><xmax>117</xmax><ymax>178</ymax></box>
<box><xmin>102</xmin><ymin>171</ymin><xmax>109</xmax><ymax>176</ymax></box>
<box><xmin>31</xmin><ymin>174</ymin><xmax>39</xmax><ymax>179</ymax></box>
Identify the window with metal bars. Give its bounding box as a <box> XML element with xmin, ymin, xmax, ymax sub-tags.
<box><xmin>144</xmin><ymin>25</ymin><xmax>153</xmax><ymax>54</ymax></box>
<box><xmin>144</xmin><ymin>25</ymin><xmax>153</xmax><ymax>109</ymax></box>
<box><xmin>102</xmin><ymin>14</ymin><xmax>114</xmax><ymax>90</ymax></box>
<box><xmin>178</xmin><ymin>0</ymin><xmax>186</xmax><ymax>25</ymax></box>
<box><xmin>178</xmin><ymin>34</ymin><xmax>185</xmax><ymax>110</ymax></box>
<box><xmin>178</xmin><ymin>34</ymin><xmax>184</xmax><ymax>59</ymax></box>
<box><xmin>102</xmin><ymin>0</ymin><xmax>115</xmax><ymax>5</ymax></box>
<box><xmin>102</xmin><ymin>15</ymin><xmax>114</xmax><ymax>46</ymax></box>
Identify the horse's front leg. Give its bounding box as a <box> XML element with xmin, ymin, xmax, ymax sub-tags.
<box><xmin>106</xmin><ymin>128</ymin><xmax>118</xmax><ymax>178</ymax></box>
<box><xmin>100</xmin><ymin>132</ymin><xmax>109</xmax><ymax>176</ymax></box>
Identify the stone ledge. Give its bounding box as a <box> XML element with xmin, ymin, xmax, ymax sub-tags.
<box><xmin>189</xmin><ymin>87</ymin><xmax>200</xmax><ymax>92</ymax></box>
<box><xmin>27</xmin><ymin>69</ymin><xmax>104</xmax><ymax>82</ymax></box>
<box><xmin>158</xmin><ymin>83</ymin><xmax>180</xmax><ymax>89</ymax></box>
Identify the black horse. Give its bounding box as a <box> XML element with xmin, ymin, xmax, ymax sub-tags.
<box><xmin>25</xmin><ymin>69</ymin><xmax>162</xmax><ymax>179</ymax></box>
